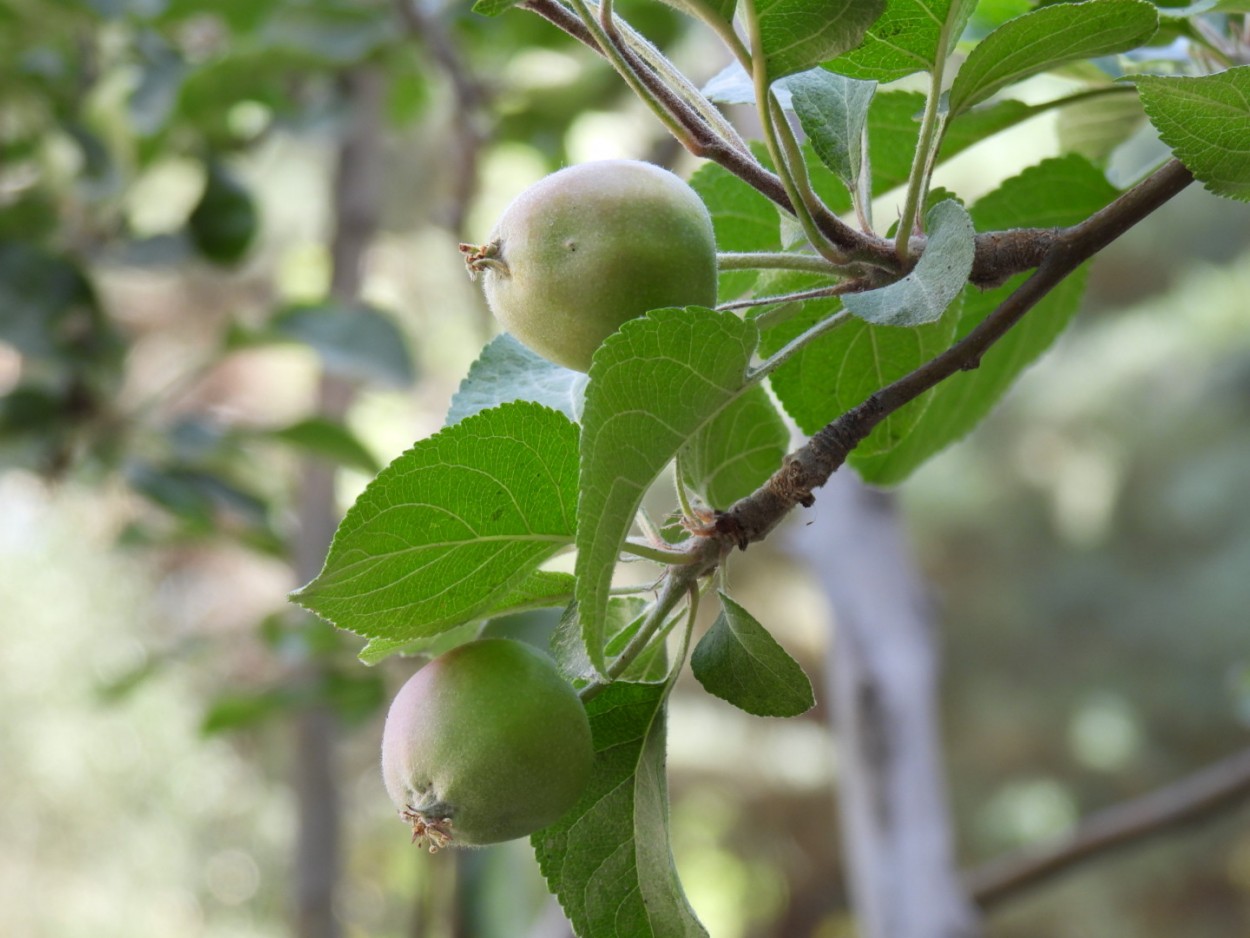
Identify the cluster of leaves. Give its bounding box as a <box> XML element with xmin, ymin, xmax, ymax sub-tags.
<box><xmin>0</xmin><ymin>0</ymin><xmax>700</xmax><ymax>755</ymax></box>
<box><xmin>293</xmin><ymin>0</ymin><xmax>1250</xmax><ymax>933</ymax></box>
<box><xmin>0</xmin><ymin>0</ymin><xmax>414</xmax><ymax>508</ymax></box>
<box><xmin>0</xmin><ymin>0</ymin><xmax>428</xmax><ymax>726</ymax></box>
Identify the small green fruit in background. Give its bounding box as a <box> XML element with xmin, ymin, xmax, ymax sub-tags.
<box><xmin>462</xmin><ymin>159</ymin><xmax>717</xmax><ymax>372</ymax></box>
<box><xmin>189</xmin><ymin>160</ymin><xmax>258</xmax><ymax>266</ymax></box>
<box><xmin>380</xmin><ymin>638</ymin><xmax>593</xmax><ymax>850</ymax></box>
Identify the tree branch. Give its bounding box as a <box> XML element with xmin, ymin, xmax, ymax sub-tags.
<box><xmin>515</xmin><ymin>0</ymin><xmax>1084</xmax><ymax>284</ymax></box>
<box><xmin>713</xmin><ymin>158</ymin><xmax>1194</xmax><ymax>550</ymax></box>
<box><xmin>518</xmin><ymin>0</ymin><xmax>893</xmax><ymax>267</ymax></box>
<box><xmin>511</xmin><ymin>7</ymin><xmax>1194</xmax><ymax>689</ymax></box>
<box><xmin>292</xmin><ymin>67</ymin><xmax>385</xmax><ymax>938</ymax></box>
<box><xmin>397</xmin><ymin>0</ymin><xmax>492</xmax><ymax>236</ymax></box>
<box><xmin>965</xmin><ymin>747</ymin><xmax>1250</xmax><ymax>909</ymax></box>
<box><xmin>799</xmin><ymin>478</ymin><xmax>981</xmax><ymax>938</ymax></box>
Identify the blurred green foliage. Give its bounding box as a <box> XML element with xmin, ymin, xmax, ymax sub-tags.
<box><xmin>1</xmin><ymin>1</ymin><xmax>1248</xmax><ymax>936</ymax></box>
<box><xmin>914</xmin><ymin>223</ymin><xmax>1250</xmax><ymax>937</ymax></box>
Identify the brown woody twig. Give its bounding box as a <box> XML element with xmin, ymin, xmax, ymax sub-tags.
<box><xmin>712</xmin><ymin>158</ymin><xmax>1194</xmax><ymax>551</ymax></box>
<box><xmin>520</xmin><ymin>0</ymin><xmax>1067</xmax><ymax>283</ymax></box>
<box><xmin>508</xmin><ymin>3</ymin><xmax>1194</xmax><ymax>568</ymax></box>
<box><xmin>966</xmin><ymin>747</ymin><xmax>1250</xmax><ymax>909</ymax></box>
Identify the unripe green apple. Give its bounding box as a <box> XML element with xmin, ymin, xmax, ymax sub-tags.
<box><xmin>462</xmin><ymin>159</ymin><xmax>718</xmax><ymax>372</ymax></box>
<box><xmin>189</xmin><ymin>160</ymin><xmax>258</xmax><ymax>266</ymax></box>
<box><xmin>380</xmin><ymin>638</ymin><xmax>593</xmax><ymax>850</ymax></box>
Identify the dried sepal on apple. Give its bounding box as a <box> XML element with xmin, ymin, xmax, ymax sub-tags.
<box><xmin>381</xmin><ymin>638</ymin><xmax>593</xmax><ymax>850</ymax></box>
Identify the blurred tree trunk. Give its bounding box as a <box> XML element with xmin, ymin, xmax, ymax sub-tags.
<box><xmin>798</xmin><ymin>473</ymin><xmax>980</xmax><ymax>938</ymax></box>
<box><xmin>291</xmin><ymin>67</ymin><xmax>385</xmax><ymax>938</ymax></box>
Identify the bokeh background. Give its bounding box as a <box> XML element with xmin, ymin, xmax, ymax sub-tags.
<box><xmin>2</xmin><ymin>1</ymin><xmax>1249</xmax><ymax>937</ymax></box>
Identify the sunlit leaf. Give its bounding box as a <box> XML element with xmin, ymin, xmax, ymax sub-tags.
<box><xmin>830</xmin><ymin>0</ymin><xmax>977</xmax><ymax>82</ymax></box>
<box><xmin>294</xmin><ymin>402</ymin><xmax>578</xmax><ymax>642</ymax></box>
<box><xmin>1137</xmin><ymin>67</ymin><xmax>1250</xmax><ymax>202</ymax></box>
<box><xmin>576</xmin><ymin>308</ymin><xmax>758</xmax><ymax>672</ymax></box>
<box><xmin>533</xmin><ymin>681</ymin><xmax>707</xmax><ymax>938</ymax></box>
<box><xmin>756</xmin><ymin>0</ymin><xmax>886</xmax><ymax>80</ymax></box>
<box><xmin>447</xmin><ymin>333</ymin><xmax>586</xmax><ymax>427</ymax></box>
<box><xmin>680</xmin><ymin>384</ymin><xmax>789</xmax><ymax>510</ymax></box>
<box><xmin>948</xmin><ymin>0</ymin><xmax>1159</xmax><ymax>116</ymax></box>
<box><xmin>689</xmin><ymin>161</ymin><xmax>783</xmax><ymax>300</ymax></box>
<box><xmin>852</xmin><ymin>156</ymin><xmax>1119</xmax><ymax>483</ymax></box>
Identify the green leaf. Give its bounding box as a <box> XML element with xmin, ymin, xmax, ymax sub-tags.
<box><xmin>127</xmin><ymin>462</ymin><xmax>270</xmax><ymax>530</ymax></box>
<box><xmin>1056</xmin><ymin>90</ymin><xmax>1147</xmax><ymax>165</ymax></box>
<box><xmin>602</xmin><ymin>600</ymin><xmax>675</xmax><ymax>684</ymax></box>
<box><xmin>257</xmin><ymin>4</ymin><xmax>396</xmax><ymax>65</ymax></box>
<box><xmin>576</xmin><ymin>308</ymin><xmax>758</xmax><ymax>672</ymax></box>
<box><xmin>689</xmin><ymin>161</ymin><xmax>782</xmax><ymax>300</ymax></box>
<box><xmin>948</xmin><ymin>0</ymin><xmax>1159</xmax><ymax>117</ymax></box>
<box><xmin>532</xmin><ymin>681</ymin><xmax>708</xmax><ymax>938</ymax></box>
<box><xmin>851</xmin><ymin>155</ymin><xmax>1119</xmax><ymax>484</ymax></box>
<box><xmin>202</xmin><ymin>687</ymin><xmax>298</xmax><ymax>735</ymax></box>
<box><xmin>757</xmin><ymin>0</ymin><xmax>887</xmax><ymax>81</ymax></box>
<box><xmin>357</xmin><ymin>571</ymin><xmax>576</xmax><ymax>665</ymax></box>
<box><xmin>446</xmin><ymin>333</ymin><xmax>586</xmax><ymax>427</ymax></box>
<box><xmin>601</xmin><ymin>599</ymin><xmax>653</xmax><ymax>658</ymax></box>
<box><xmin>264</xmin><ymin>417</ymin><xmax>380</xmax><ymax>474</ymax></box>
<box><xmin>760</xmin><ymin>273</ymin><xmax>957</xmax><ymax>453</ymax></box>
<box><xmin>798</xmin><ymin>143</ymin><xmax>855</xmax><ymax>215</ymax></box>
<box><xmin>870</xmin><ymin>90</ymin><xmax>1046</xmax><ymax>197</ymax></box>
<box><xmin>867</xmin><ymin>93</ymin><xmax>1042</xmax><ymax>196</ymax></box>
<box><xmin>358</xmin><ymin>622</ymin><xmax>482</xmax><ymax>668</ymax></box>
<box><xmin>484</xmin><ymin>569</ymin><xmax>577</xmax><ymax>618</ymax></box>
<box><xmin>261</xmin><ymin>302</ymin><xmax>415</xmax><ymax>386</ymax></box>
<box><xmin>1136</xmin><ymin>67</ymin><xmax>1250</xmax><ymax>202</ymax></box>
<box><xmin>942</xmin><ymin>97</ymin><xmax>1040</xmax><ymax>159</ymax></box>
<box><xmin>680</xmin><ymin>383</ymin><xmax>789</xmax><ymax>510</ymax></box>
<box><xmin>703</xmin><ymin>70</ymin><xmax>1026</xmax><ymax>205</ymax></box>
<box><xmin>293</xmin><ymin>402</ymin><xmax>578</xmax><ymax>642</ymax></box>
<box><xmin>320</xmin><ymin>668</ymin><xmax>389</xmax><ymax>725</ymax></box>
<box><xmin>865</xmin><ymin>91</ymin><xmax>927</xmax><ymax>194</ymax></box>
<box><xmin>830</xmin><ymin>0</ymin><xmax>977</xmax><ymax>82</ymax></box>
<box><xmin>130</xmin><ymin>30</ymin><xmax>185</xmax><ymax>137</ymax></box>
<box><xmin>125</xmin><ymin>461</ymin><xmax>283</xmax><ymax>553</ymax></box>
<box><xmin>844</xmin><ymin>199</ymin><xmax>975</xmax><ymax>326</ymax></box>
<box><xmin>552</xmin><ymin>597</ymin><xmax>680</xmax><ymax>685</ymax></box>
<box><xmin>784</xmin><ymin>68</ymin><xmax>877</xmax><ymax>191</ymax></box>
<box><xmin>1155</xmin><ymin>0</ymin><xmax>1220</xmax><ymax>15</ymax></box>
<box><xmin>0</xmin><ymin>242</ymin><xmax>111</xmax><ymax>364</ymax></box>
<box><xmin>0</xmin><ymin>190</ymin><xmax>57</xmax><ymax>243</ymax></box>
<box><xmin>701</xmin><ymin>62</ymin><xmax>760</xmax><ymax>106</ymax></box>
<box><xmin>691</xmin><ymin>593</ymin><xmax>814</xmax><ymax>717</ymax></box>
<box><xmin>202</xmin><ymin>671</ymin><xmax>386</xmax><ymax>733</ymax></box>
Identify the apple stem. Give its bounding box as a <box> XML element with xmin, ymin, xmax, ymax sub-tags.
<box><xmin>458</xmin><ymin>240</ymin><xmax>509</xmax><ymax>280</ymax></box>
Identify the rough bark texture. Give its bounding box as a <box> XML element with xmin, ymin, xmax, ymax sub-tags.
<box><xmin>291</xmin><ymin>67</ymin><xmax>385</xmax><ymax>938</ymax></box>
<box><xmin>796</xmin><ymin>473</ymin><xmax>980</xmax><ymax>938</ymax></box>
